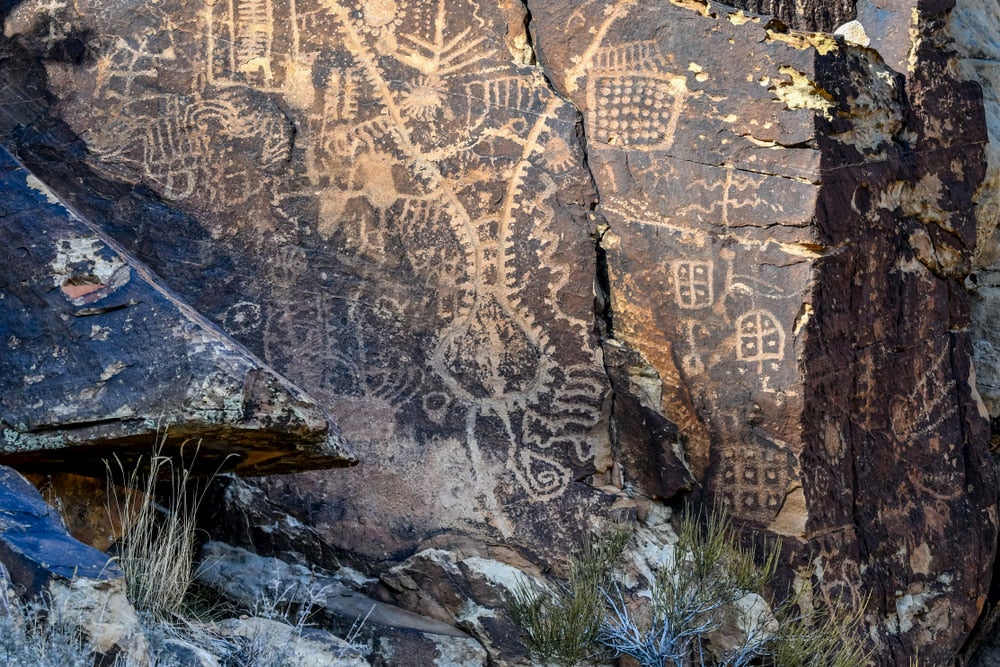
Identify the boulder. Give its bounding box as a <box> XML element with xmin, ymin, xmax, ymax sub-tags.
<box><xmin>722</xmin><ymin>0</ymin><xmax>857</xmax><ymax>31</ymax></box>
<box><xmin>46</xmin><ymin>576</ymin><xmax>148</xmax><ymax>662</ymax></box>
<box><xmin>0</xmin><ymin>465</ymin><xmax>119</xmax><ymax>595</ymax></box>
<box><xmin>208</xmin><ymin>617</ymin><xmax>371</xmax><ymax>667</ymax></box>
<box><xmin>150</xmin><ymin>637</ymin><xmax>221</xmax><ymax>667</ymax></box>
<box><xmin>0</xmin><ymin>145</ymin><xmax>353</xmax><ymax>477</ymax></box>
<box><xmin>0</xmin><ymin>465</ymin><xmax>148</xmax><ymax>662</ymax></box>
<box><xmin>953</xmin><ymin>0</ymin><xmax>1000</xmax><ymax>415</ymax></box>
<box><xmin>196</xmin><ymin>541</ymin><xmax>473</xmax><ymax>642</ymax></box>
<box><xmin>378</xmin><ymin>548</ymin><xmax>539</xmax><ymax>664</ymax></box>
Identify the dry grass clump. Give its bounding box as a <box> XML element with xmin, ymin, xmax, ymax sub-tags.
<box><xmin>0</xmin><ymin>584</ymin><xmax>93</xmax><ymax>667</ymax></box>
<box><xmin>105</xmin><ymin>439</ymin><xmax>205</xmax><ymax>619</ymax></box>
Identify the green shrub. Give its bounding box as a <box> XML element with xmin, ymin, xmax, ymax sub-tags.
<box><xmin>507</xmin><ymin>506</ymin><xmax>872</xmax><ymax>667</ymax></box>
<box><xmin>505</xmin><ymin>524</ymin><xmax>631</xmax><ymax>665</ymax></box>
<box><xmin>769</xmin><ymin>599</ymin><xmax>871</xmax><ymax>667</ymax></box>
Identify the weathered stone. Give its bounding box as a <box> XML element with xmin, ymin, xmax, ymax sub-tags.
<box><xmin>195</xmin><ymin>542</ymin><xmax>488</xmax><ymax>665</ymax></box>
<box><xmin>855</xmin><ymin>0</ymin><xmax>917</xmax><ymax>74</ymax></box>
<box><xmin>153</xmin><ymin>637</ymin><xmax>222</xmax><ymax>667</ymax></box>
<box><xmin>378</xmin><ymin>548</ymin><xmax>538</xmax><ymax>665</ymax></box>
<box><xmin>603</xmin><ymin>339</ymin><xmax>694</xmax><ymax>498</ymax></box>
<box><xmin>953</xmin><ymin>0</ymin><xmax>1000</xmax><ymax>412</ymax></box>
<box><xmin>1</xmin><ymin>0</ymin><xmax>620</xmax><ymax>566</ymax></box>
<box><xmin>528</xmin><ymin>1</ymin><xmax>996</xmax><ymax>664</ymax></box>
<box><xmin>724</xmin><ymin>0</ymin><xmax>858</xmax><ymax>31</ymax></box>
<box><xmin>210</xmin><ymin>617</ymin><xmax>371</xmax><ymax>667</ymax></box>
<box><xmin>949</xmin><ymin>0</ymin><xmax>1000</xmax><ymax>659</ymax></box>
<box><xmin>702</xmin><ymin>593</ymin><xmax>779</xmax><ymax>662</ymax></box>
<box><xmin>25</xmin><ymin>472</ymin><xmax>144</xmax><ymax>550</ymax></box>
<box><xmin>0</xmin><ymin>147</ymin><xmax>353</xmax><ymax>476</ymax></box>
<box><xmin>196</xmin><ymin>542</ymin><xmax>472</xmax><ymax>640</ymax></box>
<box><xmin>0</xmin><ymin>465</ymin><xmax>148</xmax><ymax>662</ymax></box>
<box><xmin>370</xmin><ymin>628</ymin><xmax>488</xmax><ymax>667</ymax></box>
<box><xmin>0</xmin><ymin>465</ymin><xmax>118</xmax><ymax>593</ymax></box>
<box><xmin>47</xmin><ymin>575</ymin><xmax>149</xmax><ymax>663</ymax></box>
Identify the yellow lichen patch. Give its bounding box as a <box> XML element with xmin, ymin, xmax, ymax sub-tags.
<box><xmin>771</xmin><ymin>66</ymin><xmax>835</xmax><ymax>119</ymax></box>
<box><xmin>668</xmin><ymin>0</ymin><xmax>714</xmax><ymax>18</ymax></box>
<box><xmin>726</xmin><ymin>10</ymin><xmax>759</xmax><ymax>26</ymax></box>
<box><xmin>877</xmin><ymin>175</ymin><xmax>951</xmax><ymax>229</ymax></box>
<box><xmin>793</xmin><ymin>302</ymin><xmax>813</xmax><ymax>336</ymax></box>
<box><xmin>766</xmin><ymin>30</ymin><xmax>839</xmax><ymax>56</ymax></box>
<box><xmin>907</xmin><ymin>6</ymin><xmax>921</xmax><ymax>73</ymax></box>
<box><xmin>687</xmin><ymin>62</ymin><xmax>709</xmax><ymax>82</ymax></box>
<box><xmin>508</xmin><ymin>32</ymin><xmax>534</xmax><ymax>66</ymax></box>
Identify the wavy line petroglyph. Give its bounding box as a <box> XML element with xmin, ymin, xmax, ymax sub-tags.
<box><xmin>19</xmin><ymin>0</ymin><xmax>618</xmax><ymax>527</ymax></box>
<box><xmin>203</xmin><ymin>0</ymin><xmax>607</xmax><ymax>514</ymax></box>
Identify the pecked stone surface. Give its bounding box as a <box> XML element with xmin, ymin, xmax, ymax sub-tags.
<box><xmin>0</xmin><ymin>0</ymin><xmax>997</xmax><ymax>664</ymax></box>
<box><xmin>528</xmin><ymin>0</ymin><xmax>996</xmax><ymax>664</ymax></box>
<box><xmin>2</xmin><ymin>0</ymin><xmax>621</xmax><ymax>563</ymax></box>
<box><xmin>0</xmin><ymin>146</ymin><xmax>353</xmax><ymax>476</ymax></box>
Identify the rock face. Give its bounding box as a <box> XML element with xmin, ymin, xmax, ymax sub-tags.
<box><xmin>529</xmin><ymin>2</ymin><xmax>995</xmax><ymax>663</ymax></box>
<box><xmin>0</xmin><ymin>146</ymin><xmax>353</xmax><ymax>476</ymax></box>
<box><xmin>0</xmin><ymin>0</ymin><xmax>998</xmax><ymax>665</ymax></box>
<box><xmin>2</xmin><ymin>0</ymin><xmax>620</xmax><ymax>562</ymax></box>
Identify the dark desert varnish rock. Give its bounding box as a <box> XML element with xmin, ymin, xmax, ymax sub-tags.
<box><xmin>0</xmin><ymin>147</ymin><xmax>354</xmax><ymax>476</ymax></box>
<box><xmin>0</xmin><ymin>0</ymin><xmax>997</xmax><ymax>664</ymax></box>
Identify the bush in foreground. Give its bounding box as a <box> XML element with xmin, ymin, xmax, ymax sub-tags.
<box><xmin>507</xmin><ymin>507</ymin><xmax>871</xmax><ymax>666</ymax></box>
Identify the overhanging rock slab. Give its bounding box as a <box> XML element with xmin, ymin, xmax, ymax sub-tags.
<box><xmin>0</xmin><ymin>147</ymin><xmax>354</xmax><ymax>476</ymax></box>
